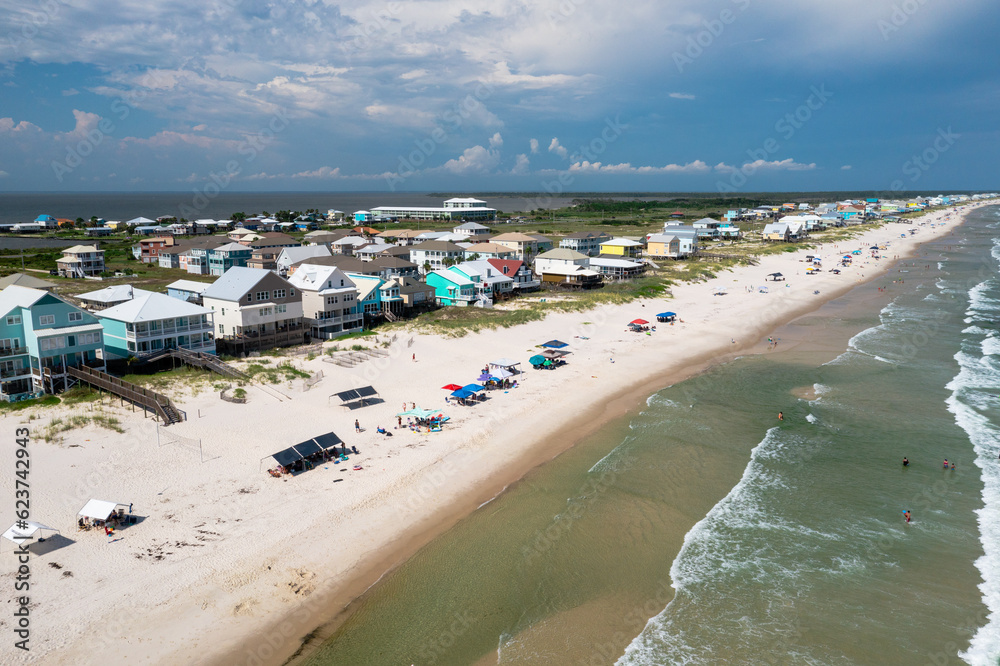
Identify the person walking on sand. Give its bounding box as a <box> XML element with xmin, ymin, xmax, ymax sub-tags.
<box><xmin>412</xmin><ymin>353</ymin><xmax>416</xmax><ymax>361</ymax></box>
<box><xmin>355</xmin><ymin>419</ymin><xmax>361</xmax><ymax>433</ymax></box>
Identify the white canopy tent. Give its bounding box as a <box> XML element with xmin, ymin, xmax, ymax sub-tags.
<box><xmin>2</xmin><ymin>521</ymin><xmax>60</xmax><ymax>549</ymax></box>
<box><xmin>489</xmin><ymin>358</ymin><xmax>522</xmax><ymax>376</ymax></box>
<box><xmin>78</xmin><ymin>499</ymin><xmax>129</xmax><ymax>522</ymax></box>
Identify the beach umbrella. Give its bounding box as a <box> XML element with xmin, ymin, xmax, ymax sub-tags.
<box><xmin>540</xmin><ymin>340</ymin><xmax>569</xmax><ymax>349</ymax></box>
<box><xmin>630</xmin><ymin>319</ymin><xmax>649</xmax><ymax>325</ymax></box>
<box><xmin>543</xmin><ymin>359</ymin><xmax>553</xmax><ymax>366</ymax></box>
<box><xmin>477</xmin><ymin>372</ymin><xmax>491</xmax><ymax>381</ymax></box>
<box><xmin>441</xmin><ymin>384</ymin><xmax>463</xmax><ymax>390</ymax></box>
<box><xmin>529</xmin><ymin>354</ymin><xmax>546</xmax><ymax>365</ymax></box>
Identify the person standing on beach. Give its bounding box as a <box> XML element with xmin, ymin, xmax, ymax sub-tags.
<box><xmin>355</xmin><ymin>419</ymin><xmax>361</xmax><ymax>433</ymax></box>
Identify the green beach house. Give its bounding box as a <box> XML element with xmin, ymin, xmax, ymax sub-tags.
<box><xmin>0</xmin><ymin>285</ymin><xmax>105</xmax><ymax>399</ymax></box>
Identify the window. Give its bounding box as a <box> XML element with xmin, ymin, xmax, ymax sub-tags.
<box><xmin>259</xmin><ymin>307</ymin><xmax>272</xmax><ymax>316</ymax></box>
<box><xmin>68</xmin><ymin>311</ymin><xmax>83</xmax><ymax>322</ymax></box>
<box><xmin>219</xmin><ymin>324</ymin><xmax>225</xmax><ymax>334</ymax></box>
<box><xmin>276</xmin><ymin>304</ymin><xmax>286</xmax><ymax>314</ymax></box>
<box><xmin>39</xmin><ymin>336</ymin><xmax>66</xmax><ymax>352</ymax></box>
<box><xmin>273</xmin><ymin>289</ymin><xmax>285</xmax><ymax>299</ymax></box>
<box><xmin>39</xmin><ymin>314</ymin><xmax>55</xmax><ymax>326</ymax></box>
<box><xmin>256</xmin><ymin>291</ymin><xmax>269</xmax><ymax>301</ymax></box>
<box><xmin>77</xmin><ymin>332</ymin><xmax>101</xmax><ymax>345</ymax></box>
<box><xmin>246</xmin><ymin>293</ymin><xmax>253</xmax><ymax>303</ymax></box>
<box><xmin>6</xmin><ymin>315</ymin><xmax>21</xmax><ymax>326</ymax></box>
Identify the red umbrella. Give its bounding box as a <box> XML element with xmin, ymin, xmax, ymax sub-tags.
<box><xmin>630</xmin><ymin>319</ymin><xmax>649</xmax><ymax>325</ymax></box>
<box><xmin>441</xmin><ymin>384</ymin><xmax>463</xmax><ymax>390</ymax></box>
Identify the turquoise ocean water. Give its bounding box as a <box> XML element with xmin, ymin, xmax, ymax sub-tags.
<box><xmin>301</xmin><ymin>206</ymin><xmax>1000</xmax><ymax>665</ymax></box>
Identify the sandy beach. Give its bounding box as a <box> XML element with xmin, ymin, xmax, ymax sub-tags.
<box><xmin>0</xmin><ymin>204</ymin><xmax>988</xmax><ymax>666</ymax></box>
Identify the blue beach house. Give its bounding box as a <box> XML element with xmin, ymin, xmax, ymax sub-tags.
<box><xmin>98</xmin><ymin>290</ymin><xmax>215</xmax><ymax>358</ymax></box>
<box><xmin>0</xmin><ymin>286</ymin><xmax>105</xmax><ymax>399</ymax></box>
<box><xmin>426</xmin><ymin>268</ymin><xmax>476</xmax><ymax>306</ymax></box>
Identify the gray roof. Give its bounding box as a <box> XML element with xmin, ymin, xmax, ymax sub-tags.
<box><xmin>99</xmin><ymin>291</ymin><xmax>212</xmax><ymax>323</ymax></box>
<box><xmin>0</xmin><ymin>273</ymin><xmax>56</xmax><ymax>290</ymax></box>
<box><xmin>201</xmin><ymin>266</ymin><xmax>273</xmax><ymax>301</ymax></box>
<box><xmin>278</xmin><ymin>245</ymin><xmax>332</xmax><ymax>265</ymax></box>
<box><xmin>78</xmin><ymin>285</ymin><xmax>150</xmax><ymax>304</ymax></box>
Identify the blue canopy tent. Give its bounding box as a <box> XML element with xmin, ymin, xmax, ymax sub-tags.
<box><xmin>540</xmin><ymin>340</ymin><xmax>569</xmax><ymax>349</ymax></box>
<box><xmin>655</xmin><ymin>312</ymin><xmax>676</xmax><ymax>323</ymax></box>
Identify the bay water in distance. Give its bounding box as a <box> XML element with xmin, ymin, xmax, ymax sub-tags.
<box><xmin>297</xmin><ymin>207</ymin><xmax>999</xmax><ymax>666</ymax></box>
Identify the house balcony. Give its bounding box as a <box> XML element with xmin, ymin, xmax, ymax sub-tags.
<box><xmin>127</xmin><ymin>322</ymin><xmax>213</xmax><ymax>339</ymax></box>
<box><xmin>0</xmin><ymin>347</ymin><xmax>28</xmax><ymax>358</ymax></box>
<box><xmin>0</xmin><ymin>367</ymin><xmax>31</xmax><ymax>379</ymax></box>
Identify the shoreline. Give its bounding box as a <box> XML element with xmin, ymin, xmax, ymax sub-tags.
<box><xmin>2</xmin><ymin>204</ymin><xmax>989</xmax><ymax>666</ymax></box>
<box><xmin>245</xmin><ymin>206</ymin><xmax>989</xmax><ymax>666</ymax></box>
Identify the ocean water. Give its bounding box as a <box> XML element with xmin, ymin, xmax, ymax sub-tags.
<box><xmin>298</xmin><ymin>206</ymin><xmax>1000</xmax><ymax>666</ymax></box>
<box><xmin>0</xmin><ymin>192</ymin><xmax>579</xmax><ymax>225</ymax></box>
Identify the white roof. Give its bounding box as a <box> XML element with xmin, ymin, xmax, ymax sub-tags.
<box><xmin>600</xmin><ymin>238</ymin><xmax>644</xmax><ymax>247</ymax></box>
<box><xmin>445</xmin><ymin>197</ymin><xmax>487</xmax><ymax>204</ymax></box>
<box><xmin>0</xmin><ymin>285</ymin><xmax>51</xmax><ymax>315</ymax></box>
<box><xmin>589</xmin><ymin>257</ymin><xmax>644</xmax><ymax>268</ymax></box>
<box><xmin>34</xmin><ymin>322</ymin><xmax>103</xmax><ymax>337</ymax></box>
<box><xmin>78</xmin><ymin>285</ymin><xmax>149</xmax><ymax>304</ymax></box>
<box><xmin>99</xmin><ymin>291</ymin><xmax>212</xmax><ymax>323</ymax></box>
<box><xmin>78</xmin><ymin>499</ymin><xmax>128</xmax><ymax>521</ymax></box>
<box><xmin>490</xmin><ymin>357</ymin><xmax>520</xmax><ymax>367</ymax></box>
<box><xmin>287</xmin><ymin>265</ymin><xmax>357</xmax><ymax>293</ymax></box>
<box><xmin>454</xmin><ymin>222</ymin><xmax>490</xmax><ymax>230</ymax></box>
<box><xmin>126</xmin><ymin>216</ymin><xmax>156</xmax><ymax>225</ymax></box>
<box><xmin>166</xmin><ymin>279</ymin><xmax>214</xmax><ymax>294</ymax></box>
<box><xmin>2</xmin><ymin>521</ymin><xmax>59</xmax><ymax>543</ymax></box>
<box><xmin>62</xmin><ymin>244</ymin><xmax>101</xmax><ymax>254</ymax></box>
<box><xmin>332</xmin><ymin>236</ymin><xmax>369</xmax><ymax>247</ymax></box>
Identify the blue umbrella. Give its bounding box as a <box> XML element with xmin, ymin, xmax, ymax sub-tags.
<box><xmin>540</xmin><ymin>340</ymin><xmax>568</xmax><ymax>349</ymax></box>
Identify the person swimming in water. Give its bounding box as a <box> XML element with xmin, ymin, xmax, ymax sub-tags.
<box><xmin>777</xmin><ymin>411</ymin><xmax>784</xmax><ymax>421</ymax></box>
<box><xmin>903</xmin><ymin>457</ymin><xmax>909</xmax><ymax>467</ymax></box>
<box><xmin>943</xmin><ymin>458</ymin><xmax>949</xmax><ymax>469</ymax></box>
<box><xmin>904</xmin><ymin>510</ymin><xmax>911</xmax><ymax>523</ymax></box>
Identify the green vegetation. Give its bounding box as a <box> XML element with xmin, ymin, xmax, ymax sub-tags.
<box><xmin>233</xmin><ymin>388</ymin><xmax>247</xmax><ymax>400</ymax></box>
<box><xmin>244</xmin><ymin>361</ymin><xmax>310</xmax><ymax>384</ymax></box>
<box><xmin>0</xmin><ymin>395</ymin><xmax>60</xmax><ymax>412</ymax></box>
<box><xmin>39</xmin><ymin>413</ymin><xmax>124</xmax><ymax>442</ymax></box>
<box><xmin>121</xmin><ymin>366</ymin><xmax>216</xmax><ymax>393</ymax></box>
<box><xmin>59</xmin><ymin>386</ymin><xmax>103</xmax><ymax>405</ymax></box>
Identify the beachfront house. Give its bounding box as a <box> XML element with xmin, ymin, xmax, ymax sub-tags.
<box><xmin>408</xmin><ymin>240</ymin><xmax>467</xmax><ymax>274</ymax></box>
<box><xmin>207</xmin><ymin>243</ymin><xmax>253</xmax><ymax>276</ymax></box>
<box><xmin>460</xmin><ymin>242</ymin><xmax>516</xmax><ymax>261</ymax></box>
<box><xmin>691</xmin><ymin>218</ymin><xmax>724</xmax><ymax>239</ymax></box>
<box><xmin>645</xmin><ymin>231</ymin><xmax>697</xmax><ymax>259</ymax></box>
<box><xmin>486</xmin><ymin>258</ymin><xmax>539</xmax><ymax>292</ymax></box>
<box><xmin>558</xmin><ymin>231</ymin><xmax>610</xmax><ymax>256</ymax></box>
<box><xmin>489</xmin><ymin>232</ymin><xmax>546</xmax><ymax>261</ymax></box>
<box><xmin>76</xmin><ymin>284</ymin><xmax>140</xmax><ymax>311</ymax></box>
<box><xmin>201</xmin><ymin>267</ymin><xmax>305</xmax><ymax>353</ymax></box>
<box><xmin>589</xmin><ymin>256</ymin><xmax>647</xmax><ymax>280</ymax></box>
<box><xmin>98</xmin><ymin>291</ymin><xmax>216</xmax><ymax>359</ymax></box>
<box><xmin>287</xmin><ymin>265</ymin><xmax>364</xmax><ymax>340</ymax></box>
<box><xmin>56</xmin><ymin>245</ymin><xmax>106</xmax><ymax>277</ymax></box>
<box><xmin>598</xmin><ymin>238</ymin><xmax>644</xmax><ymax>258</ymax></box>
<box><xmin>533</xmin><ymin>248</ymin><xmax>602</xmax><ymax>288</ymax></box>
<box><xmin>534</xmin><ymin>248</ymin><xmax>590</xmax><ymax>275</ymax></box>
<box><xmin>396</xmin><ymin>276</ymin><xmax>437</xmax><ymax>312</ymax></box>
<box><xmin>135</xmin><ymin>237</ymin><xmax>175</xmax><ymax>263</ymax></box>
<box><xmin>426</xmin><ymin>268</ymin><xmax>477</xmax><ymax>307</ymax></box>
<box><xmin>276</xmin><ymin>245</ymin><xmax>333</xmax><ymax>275</ymax></box>
<box><xmin>762</xmin><ymin>222</ymin><xmax>791</xmax><ymax>242</ymax></box>
<box><xmin>345</xmin><ymin>273</ymin><xmax>403</xmax><ymax>322</ymax></box>
<box><xmin>0</xmin><ymin>274</ymin><xmax>56</xmax><ymax>292</ymax></box>
<box><xmin>452</xmin><ymin>222</ymin><xmax>492</xmax><ymax>239</ymax></box>
<box><xmin>0</xmin><ymin>285</ymin><xmax>105</xmax><ymax>398</ymax></box>
<box><xmin>166</xmin><ymin>279</ymin><xmax>214</xmax><ymax>305</ymax></box>
<box><xmin>454</xmin><ymin>260</ymin><xmax>515</xmax><ymax>302</ymax></box>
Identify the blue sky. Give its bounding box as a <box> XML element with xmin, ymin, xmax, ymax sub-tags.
<box><xmin>0</xmin><ymin>0</ymin><xmax>997</xmax><ymax>193</ymax></box>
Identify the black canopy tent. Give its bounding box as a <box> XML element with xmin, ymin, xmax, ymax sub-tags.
<box><xmin>261</xmin><ymin>431</ymin><xmax>347</xmax><ymax>471</ymax></box>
